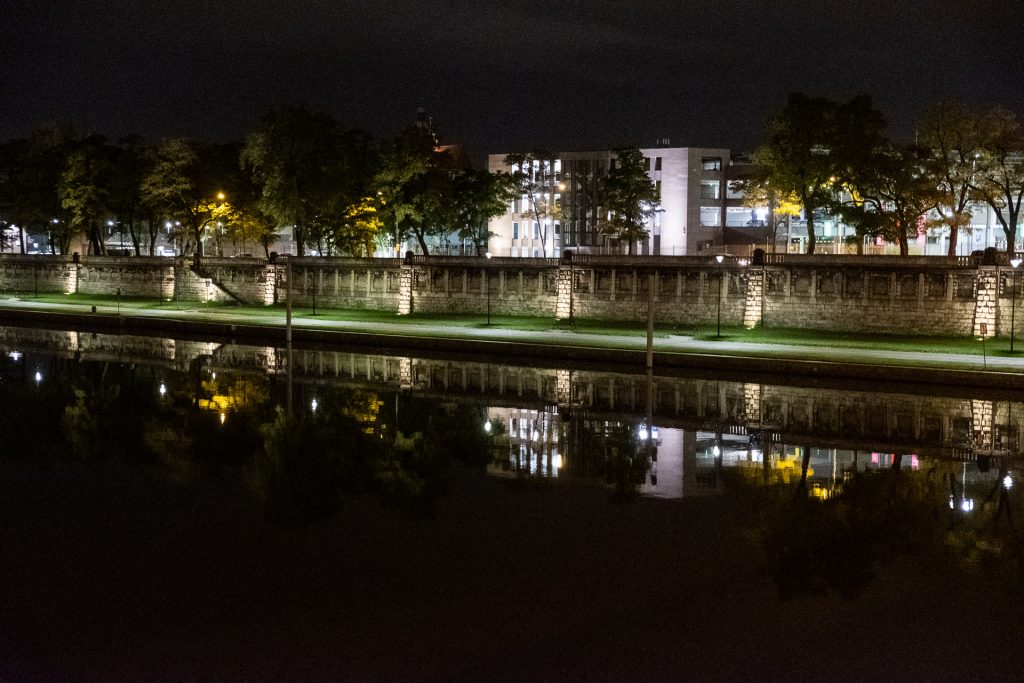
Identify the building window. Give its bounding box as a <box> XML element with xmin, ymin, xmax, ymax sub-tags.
<box><xmin>700</xmin><ymin>207</ymin><xmax>721</xmax><ymax>226</ymax></box>
<box><xmin>656</xmin><ymin>180</ymin><xmax>662</xmax><ymax>196</ymax></box>
<box><xmin>554</xmin><ymin>223</ymin><xmax>561</xmax><ymax>235</ymax></box>
<box><xmin>701</xmin><ymin>157</ymin><xmax>722</xmax><ymax>171</ymax></box>
<box><xmin>655</xmin><ymin>157</ymin><xmax>662</xmax><ymax>171</ymax></box>
<box><xmin>512</xmin><ymin>222</ymin><xmax>519</xmax><ymax>239</ymax></box>
<box><xmin>700</xmin><ymin>181</ymin><xmax>720</xmax><ymax>200</ymax></box>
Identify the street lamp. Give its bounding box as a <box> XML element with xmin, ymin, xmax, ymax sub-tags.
<box><xmin>715</xmin><ymin>255</ymin><xmax>725</xmax><ymax>337</ymax></box>
<box><xmin>1011</xmin><ymin>258</ymin><xmax>1022</xmax><ymax>353</ymax></box>
<box><xmin>485</xmin><ymin>252</ymin><xmax>493</xmax><ymax>325</ymax></box>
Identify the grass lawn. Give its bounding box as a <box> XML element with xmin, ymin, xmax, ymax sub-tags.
<box><xmin>3</xmin><ymin>292</ymin><xmax>1021</xmax><ymax>360</ymax></box>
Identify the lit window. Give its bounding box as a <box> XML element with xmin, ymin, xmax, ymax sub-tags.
<box><xmin>701</xmin><ymin>157</ymin><xmax>722</xmax><ymax>171</ymax></box>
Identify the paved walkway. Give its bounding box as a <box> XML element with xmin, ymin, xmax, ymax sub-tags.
<box><xmin>2</xmin><ymin>298</ymin><xmax>1024</xmax><ymax>374</ymax></box>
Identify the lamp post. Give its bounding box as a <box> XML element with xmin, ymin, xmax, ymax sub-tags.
<box><xmin>1011</xmin><ymin>258</ymin><xmax>1022</xmax><ymax>353</ymax></box>
<box><xmin>715</xmin><ymin>255</ymin><xmax>725</xmax><ymax>337</ymax></box>
<box><xmin>485</xmin><ymin>252</ymin><xmax>493</xmax><ymax>325</ymax></box>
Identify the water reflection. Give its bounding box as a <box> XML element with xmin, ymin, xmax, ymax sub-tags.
<box><xmin>0</xmin><ymin>325</ymin><xmax>1021</xmax><ymax>519</ymax></box>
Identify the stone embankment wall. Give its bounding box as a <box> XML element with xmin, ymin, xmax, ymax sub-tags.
<box><xmin>1</xmin><ymin>250</ymin><xmax>1021</xmax><ymax>338</ymax></box>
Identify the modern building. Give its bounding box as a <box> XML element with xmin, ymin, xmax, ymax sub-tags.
<box><xmin>486</xmin><ymin>145</ymin><xmax>764</xmax><ymax>257</ymax></box>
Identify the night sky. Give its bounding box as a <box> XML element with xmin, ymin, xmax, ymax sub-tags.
<box><xmin>2</xmin><ymin>0</ymin><xmax>1021</xmax><ymax>161</ymax></box>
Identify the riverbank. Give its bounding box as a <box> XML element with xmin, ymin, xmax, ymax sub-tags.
<box><xmin>1</xmin><ymin>295</ymin><xmax>1023</xmax><ymax>391</ymax></box>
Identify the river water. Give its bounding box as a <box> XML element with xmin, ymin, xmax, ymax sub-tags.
<box><xmin>0</xmin><ymin>323</ymin><xmax>1021</xmax><ymax>681</ymax></box>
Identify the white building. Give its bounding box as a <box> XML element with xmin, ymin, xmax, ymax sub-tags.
<box><xmin>487</xmin><ymin>146</ymin><xmax>757</xmax><ymax>257</ymax></box>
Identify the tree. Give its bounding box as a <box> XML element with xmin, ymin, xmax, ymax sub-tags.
<box><xmin>840</xmin><ymin>144</ymin><xmax>939</xmax><ymax>256</ymax></box>
<box><xmin>729</xmin><ymin>171</ymin><xmax>803</xmax><ymax>252</ymax></box>
<box><xmin>918</xmin><ymin>101</ymin><xmax>981</xmax><ymax>256</ymax></box>
<box><xmin>451</xmin><ymin>169</ymin><xmax>518</xmax><ymax>256</ymax></box>
<box><xmin>752</xmin><ymin>94</ymin><xmax>841</xmax><ymax>254</ymax></box>
<box><xmin>241</xmin><ymin>107</ymin><xmax>370</xmax><ymax>257</ymax></box>
<box><xmin>140</xmin><ymin>139</ymin><xmax>232</xmax><ymax>258</ymax></box>
<box><xmin>972</xmin><ymin>106</ymin><xmax>1024</xmax><ymax>254</ymax></box>
<box><xmin>595</xmin><ymin>148</ymin><xmax>660</xmax><ymax>254</ymax></box>
<box><xmin>375</xmin><ymin>124</ymin><xmax>457</xmax><ymax>256</ymax></box>
<box><xmin>0</xmin><ymin>125</ymin><xmax>76</xmax><ymax>254</ymax></box>
<box><xmin>59</xmin><ymin>135</ymin><xmax>115</xmax><ymax>255</ymax></box>
<box><xmin>505</xmin><ymin>151</ymin><xmax>561</xmax><ymax>256</ymax></box>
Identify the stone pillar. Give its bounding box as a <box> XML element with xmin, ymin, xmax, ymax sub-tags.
<box><xmin>973</xmin><ymin>267</ymin><xmax>997</xmax><ymax>337</ymax></box>
<box><xmin>743</xmin><ymin>268</ymin><xmax>764</xmax><ymax>329</ymax></box>
<box><xmin>398</xmin><ymin>265</ymin><xmax>413</xmax><ymax>315</ymax></box>
<box><xmin>555</xmin><ymin>266</ymin><xmax>573</xmax><ymax>320</ymax></box>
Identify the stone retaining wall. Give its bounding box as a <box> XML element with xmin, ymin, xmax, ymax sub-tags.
<box><xmin>1</xmin><ymin>252</ymin><xmax>1020</xmax><ymax>338</ymax></box>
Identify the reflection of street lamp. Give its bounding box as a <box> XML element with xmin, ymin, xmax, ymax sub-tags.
<box><xmin>485</xmin><ymin>251</ymin><xmax>493</xmax><ymax>325</ymax></box>
<box><xmin>1011</xmin><ymin>258</ymin><xmax>1022</xmax><ymax>353</ymax></box>
<box><xmin>715</xmin><ymin>255</ymin><xmax>725</xmax><ymax>337</ymax></box>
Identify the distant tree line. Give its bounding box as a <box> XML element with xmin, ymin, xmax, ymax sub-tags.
<box><xmin>0</xmin><ymin>108</ymin><xmax>518</xmax><ymax>258</ymax></box>
<box><xmin>739</xmin><ymin>94</ymin><xmax>1024</xmax><ymax>255</ymax></box>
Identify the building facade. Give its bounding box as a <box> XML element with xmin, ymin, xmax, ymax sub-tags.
<box><xmin>487</xmin><ymin>146</ymin><xmax>759</xmax><ymax>257</ymax></box>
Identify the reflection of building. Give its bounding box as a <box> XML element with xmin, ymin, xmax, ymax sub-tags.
<box><xmin>487</xmin><ymin>146</ymin><xmax>759</xmax><ymax>257</ymax></box>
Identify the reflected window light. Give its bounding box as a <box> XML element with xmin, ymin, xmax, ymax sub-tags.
<box><xmin>212</xmin><ymin>371</ymin><xmax>216</xmax><ymax>380</ymax></box>
<box><xmin>1003</xmin><ymin>474</ymin><xmax>1013</xmax><ymax>490</ymax></box>
<box><xmin>311</xmin><ymin>398</ymin><xmax>318</xmax><ymax>413</ymax></box>
<box><xmin>219</xmin><ymin>412</ymin><xmax>226</xmax><ymax>425</ymax></box>
<box><xmin>158</xmin><ymin>382</ymin><xmax>167</xmax><ymax>397</ymax></box>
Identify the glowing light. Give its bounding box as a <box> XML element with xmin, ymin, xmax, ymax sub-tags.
<box><xmin>715</xmin><ymin>255</ymin><xmax>724</xmax><ymax>264</ymax></box>
<box><xmin>8</xmin><ymin>351</ymin><xmax>22</xmax><ymax>361</ymax></box>
<box><xmin>216</xmin><ymin>192</ymin><xmax>226</xmax><ymax>201</ymax></box>
<box><xmin>484</xmin><ymin>421</ymin><xmax>491</xmax><ymax>433</ymax></box>
<box><xmin>1003</xmin><ymin>474</ymin><xmax>1013</xmax><ymax>490</ymax></box>
<box><xmin>311</xmin><ymin>398</ymin><xmax>318</xmax><ymax>412</ymax></box>
<box><xmin>711</xmin><ymin>444</ymin><xmax>721</xmax><ymax>457</ymax></box>
<box><xmin>552</xmin><ymin>454</ymin><xmax>563</xmax><ymax>469</ymax></box>
<box><xmin>638</xmin><ymin>427</ymin><xmax>649</xmax><ymax>440</ymax></box>
<box><xmin>960</xmin><ymin>498</ymin><xmax>974</xmax><ymax>512</ymax></box>
<box><xmin>158</xmin><ymin>382</ymin><xmax>167</xmax><ymax>397</ymax></box>
<box><xmin>219</xmin><ymin>412</ymin><xmax>226</xmax><ymax>424</ymax></box>
<box><xmin>1011</xmin><ymin>258</ymin><xmax>1022</xmax><ymax>269</ymax></box>
<box><xmin>34</xmin><ymin>371</ymin><xmax>42</xmax><ymax>383</ymax></box>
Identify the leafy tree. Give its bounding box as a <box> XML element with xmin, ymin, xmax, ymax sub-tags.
<box><xmin>971</xmin><ymin>106</ymin><xmax>1024</xmax><ymax>254</ymax></box>
<box><xmin>241</xmin><ymin>107</ymin><xmax>374</xmax><ymax>257</ymax></box>
<box><xmin>452</xmin><ymin>169</ymin><xmax>518</xmax><ymax>256</ymax></box>
<box><xmin>752</xmin><ymin>94</ymin><xmax>840</xmax><ymax>254</ymax></box>
<box><xmin>108</xmin><ymin>134</ymin><xmax>149</xmax><ymax>255</ymax></box>
<box><xmin>0</xmin><ymin>125</ymin><xmax>76</xmax><ymax>253</ymax></box>
<box><xmin>840</xmin><ymin>144</ymin><xmax>939</xmax><ymax>256</ymax></box>
<box><xmin>597</xmin><ymin>148</ymin><xmax>660</xmax><ymax>254</ymax></box>
<box><xmin>729</xmin><ymin>172</ymin><xmax>802</xmax><ymax>252</ymax></box>
<box><xmin>140</xmin><ymin>139</ymin><xmax>232</xmax><ymax>258</ymax></box>
<box><xmin>59</xmin><ymin>135</ymin><xmax>115</xmax><ymax>255</ymax></box>
<box><xmin>505</xmin><ymin>150</ymin><xmax>561</xmax><ymax>256</ymax></box>
<box><xmin>375</xmin><ymin>124</ymin><xmax>456</xmax><ymax>256</ymax></box>
<box><xmin>918</xmin><ymin>101</ymin><xmax>981</xmax><ymax>256</ymax></box>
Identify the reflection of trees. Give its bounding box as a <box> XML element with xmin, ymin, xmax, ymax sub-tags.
<box><xmin>736</xmin><ymin>464</ymin><xmax>1023</xmax><ymax>599</ymax></box>
<box><xmin>250</xmin><ymin>392</ymin><xmax>500</xmax><ymax>523</ymax></box>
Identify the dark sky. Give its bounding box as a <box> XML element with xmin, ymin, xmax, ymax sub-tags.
<box><xmin>2</xmin><ymin>0</ymin><xmax>1021</xmax><ymax>160</ymax></box>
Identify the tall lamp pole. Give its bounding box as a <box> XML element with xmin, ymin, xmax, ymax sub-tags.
<box><xmin>1011</xmin><ymin>258</ymin><xmax>1022</xmax><ymax>353</ymax></box>
<box><xmin>715</xmin><ymin>255</ymin><xmax>725</xmax><ymax>337</ymax></box>
<box><xmin>485</xmin><ymin>252</ymin><xmax>493</xmax><ymax>325</ymax></box>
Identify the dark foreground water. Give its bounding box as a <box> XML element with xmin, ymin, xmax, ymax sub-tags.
<box><xmin>0</xmin><ymin>325</ymin><xmax>1022</xmax><ymax>681</ymax></box>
